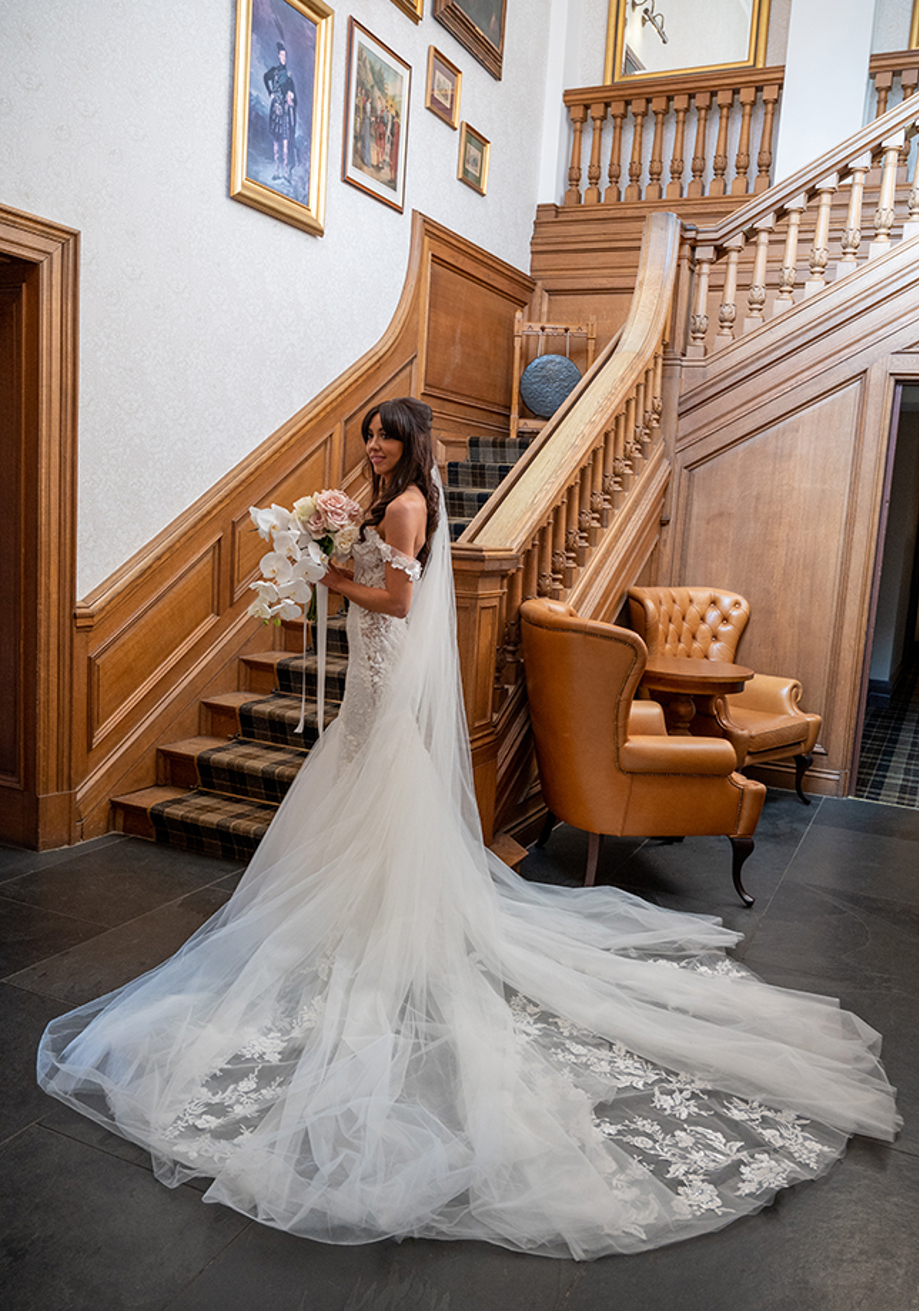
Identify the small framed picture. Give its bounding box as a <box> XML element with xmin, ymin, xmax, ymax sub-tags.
<box><xmin>229</xmin><ymin>0</ymin><xmax>334</xmax><ymax>236</ymax></box>
<box><xmin>425</xmin><ymin>47</ymin><xmax>462</xmax><ymax>129</ymax></box>
<box><xmin>391</xmin><ymin>0</ymin><xmax>424</xmax><ymax>19</ymax></box>
<box><xmin>457</xmin><ymin>122</ymin><xmax>490</xmax><ymax>195</ymax></box>
<box><xmin>342</xmin><ymin>19</ymin><xmax>412</xmax><ymax>212</ymax></box>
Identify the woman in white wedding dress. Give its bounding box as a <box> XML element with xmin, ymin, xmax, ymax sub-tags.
<box><xmin>39</xmin><ymin>398</ymin><xmax>899</xmax><ymax>1260</ymax></box>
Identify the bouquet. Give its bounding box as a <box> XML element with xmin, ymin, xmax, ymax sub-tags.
<box><xmin>248</xmin><ymin>488</ymin><xmax>363</xmax><ymax>624</ymax></box>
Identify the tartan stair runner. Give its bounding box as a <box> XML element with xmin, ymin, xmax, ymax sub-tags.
<box><xmin>115</xmin><ymin>436</ymin><xmax>533</xmax><ymax>861</ymax></box>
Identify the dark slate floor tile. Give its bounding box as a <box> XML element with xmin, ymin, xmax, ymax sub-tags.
<box><xmin>775</xmin><ymin>821</ymin><xmax>919</xmax><ymax>908</ymax></box>
<box><xmin>0</xmin><ymin>982</ymin><xmax>70</xmax><ymax>1145</ymax></box>
<box><xmin>167</xmin><ymin>1221</ymin><xmax>581</xmax><ymax>1311</ymax></box>
<box><xmin>0</xmin><ymin>894</ymin><xmax>105</xmax><ymax>979</ymax></box>
<box><xmin>0</xmin><ymin>1125</ymin><xmax>248</xmax><ymax>1311</ymax></box>
<box><xmin>0</xmin><ymin>836</ymin><xmax>245</xmax><ymax>928</ymax></box>
<box><xmin>5</xmin><ymin>884</ymin><xmax>233</xmax><ymax>1007</ymax></box>
<box><xmin>562</xmin><ymin>1140</ymin><xmax>919</xmax><ymax>1311</ymax></box>
<box><xmin>0</xmin><ymin>833</ymin><xmax>129</xmax><ymax>885</ymax></box>
<box><xmin>812</xmin><ymin>795</ymin><xmax>919</xmax><ymax>841</ymax></box>
<box><xmin>523</xmin><ymin>825</ymin><xmax>645</xmax><ymax>889</ymax></box>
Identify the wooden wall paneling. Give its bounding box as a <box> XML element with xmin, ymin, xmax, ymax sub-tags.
<box><xmin>666</xmin><ymin>233</ymin><xmax>919</xmax><ymax>794</ymax></box>
<box><xmin>65</xmin><ymin>213</ymin><xmax>537</xmax><ymax>842</ymax></box>
<box><xmin>89</xmin><ymin>540</ymin><xmax>222</xmax><ymax>747</ymax></box>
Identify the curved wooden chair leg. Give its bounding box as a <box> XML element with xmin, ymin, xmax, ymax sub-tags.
<box><xmin>794</xmin><ymin>753</ymin><xmax>814</xmax><ymax>805</ymax></box>
<box><xmin>729</xmin><ymin>836</ymin><xmax>756</xmax><ymax>906</ymax></box>
<box><xmin>586</xmin><ymin>833</ymin><xmax>603</xmax><ymax>886</ymax></box>
<box><xmin>537</xmin><ymin>810</ymin><xmax>556</xmax><ymax>848</ymax></box>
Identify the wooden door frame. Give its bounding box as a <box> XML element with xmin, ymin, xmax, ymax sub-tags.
<box><xmin>0</xmin><ymin>204</ymin><xmax>79</xmax><ymax>848</ymax></box>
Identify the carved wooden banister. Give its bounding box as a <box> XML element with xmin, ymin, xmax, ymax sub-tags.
<box><xmin>683</xmin><ymin>95</ymin><xmax>919</xmax><ymax>359</ymax></box>
<box><xmin>451</xmin><ymin>214</ymin><xmax>681</xmax><ymax>834</ymax></box>
<box><xmin>563</xmin><ymin>66</ymin><xmax>785</xmax><ymax>207</ymax></box>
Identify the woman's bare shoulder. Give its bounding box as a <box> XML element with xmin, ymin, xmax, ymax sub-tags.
<box><xmin>380</xmin><ymin>487</ymin><xmax>427</xmax><ymax>552</ymax></box>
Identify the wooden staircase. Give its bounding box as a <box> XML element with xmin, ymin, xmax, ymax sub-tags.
<box><xmin>113</xmin><ymin>438</ymin><xmax>536</xmax><ymax>860</ymax></box>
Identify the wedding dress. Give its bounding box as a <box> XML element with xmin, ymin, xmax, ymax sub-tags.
<box><xmin>38</xmin><ymin>494</ymin><xmax>899</xmax><ymax>1260</ymax></box>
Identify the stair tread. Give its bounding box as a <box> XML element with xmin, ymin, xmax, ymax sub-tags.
<box><xmin>158</xmin><ymin>735</ymin><xmax>228</xmax><ymax>758</ymax></box>
<box><xmin>203</xmin><ymin>690</ymin><xmax>271</xmax><ymax>709</ymax></box>
<box><xmin>113</xmin><ymin>785</ymin><xmax>188</xmax><ymax>808</ymax></box>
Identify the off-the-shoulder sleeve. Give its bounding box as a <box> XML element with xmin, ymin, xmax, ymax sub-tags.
<box><xmin>377</xmin><ymin>538</ymin><xmax>422</xmax><ymax>582</ymax></box>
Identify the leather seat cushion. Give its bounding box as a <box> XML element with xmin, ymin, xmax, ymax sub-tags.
<box><xmin>728</xmin><ymin>705</ymin><xmax>810</xmax><ymax>753</ymax></box>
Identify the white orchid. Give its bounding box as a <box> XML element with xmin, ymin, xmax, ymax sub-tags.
<box><xmin>259</xmin><ymin>551</ymin><xmax>295</xmax><ymax>584</ymax></box>
<box><xmin>247</xmin><ymin>596</ymin><xmax>274</xmax><ymax>621</ymax></box>
<box><xmin>249</xmin><ymin>503</ymin><xmax>295</xmax><ymax>541</ymax></box>
<box><xmin>272</xmin><ymin>529</ymin><xmax>300</xmax><ymax>558</ymax></box>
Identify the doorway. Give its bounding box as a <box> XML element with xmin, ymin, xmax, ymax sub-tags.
<box><xmin>855</xmin><ymin>384</ymin><xmax>919</xmax><ymax>806</ymax></box>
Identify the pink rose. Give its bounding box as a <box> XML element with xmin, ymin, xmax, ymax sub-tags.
<box><xmin>313</xmin><ymin>488</ymin><xmax>361</xmax><ymax>532</ymax></box>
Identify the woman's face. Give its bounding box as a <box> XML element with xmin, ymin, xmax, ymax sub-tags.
<box><xmin>365</xmin><ymin>413</ymin><xmax>403</xmax><ymax>484</ymax></box>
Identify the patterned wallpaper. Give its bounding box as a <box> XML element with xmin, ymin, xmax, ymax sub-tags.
<box><xmin>0</xmin><ymin>0</ymin><xmax>552</xmax><ymax>596</ymax></box>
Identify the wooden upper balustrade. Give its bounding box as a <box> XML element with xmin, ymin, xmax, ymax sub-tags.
<box><xmin>562</xmin><ymin>49</ymin><xmax>919</xmax><ymax>210</ymax></box>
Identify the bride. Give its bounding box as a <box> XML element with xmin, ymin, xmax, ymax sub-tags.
<box><xmin>39</xmin><ymin>397</ymin><xmax>899</xmax><ymax>1260</ymax></box>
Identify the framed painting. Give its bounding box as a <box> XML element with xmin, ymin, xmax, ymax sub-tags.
<box><xmin>605</xmin><ymin>0</ymin><xmax>770</xmax><ymax>84</ymax></box>
<box><xmin>391</xmin><ymin>0</ymin><xmax>424</xmax><ymax>20</ymax></box>
<box><xmin>457</xmin><ymin>122</ymin><xmax>490</xmax><ymax>194</ymax></box>
<box><xmin>433</xmin><ymin>0</ymin><xmax>506</xmax><ymax>80</ymax></box>
<box><xmin>425</xmin><ymin>47</ymin><xmax>462</xmax><ymax>128</ymax></box>
<box><xmin>230</xmin><ymin>0</ymin><xmax>334</xmax><ymax>237</ymax></box>
<box><xmin>342</xmin><ymin>19</ymin><xmax>412</xmax><ymax>212</ymax></box>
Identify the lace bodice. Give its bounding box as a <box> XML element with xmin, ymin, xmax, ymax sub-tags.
<box><xmin>338</xmin><ymin>528</ymin><xmax>422</xmax><ymax>764</ymax></box>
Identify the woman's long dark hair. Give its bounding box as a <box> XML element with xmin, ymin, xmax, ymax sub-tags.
<box><xmin>361</xmin><ymin>397</ymin><xmax>440</xmax><ymax>566</ymax></box>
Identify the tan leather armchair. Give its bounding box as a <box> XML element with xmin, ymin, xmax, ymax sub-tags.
<box><xmin>520</xmin><ymin>598</ymin><xmax>766</xmax><ymax>905</ymax></box>
<box><xmin>627</xmin><ymin>586</ymin><xmax>822</xmax><ymax>802</ymax></box>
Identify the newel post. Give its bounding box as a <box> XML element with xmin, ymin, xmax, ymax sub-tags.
<box><xmin>451</xmin><ymin>546</ymin><xmax>519</xmax><ymax>842</ymax></box>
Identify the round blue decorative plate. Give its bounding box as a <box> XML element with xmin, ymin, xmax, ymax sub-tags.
<box><xmin>519</xmin><ymin>354</ymin><xmax>582</xmax><ymax>419</ymax></box>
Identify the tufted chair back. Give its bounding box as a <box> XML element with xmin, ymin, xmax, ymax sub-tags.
<box><xmin>519</xmin><ymin>597</ymin><xmax>647</xmax><ymax>835</ymax></box>
<box><xmin>627</xmin><ymin>587</ymin><xmax>749</xmax><ymax>663</ymax></box>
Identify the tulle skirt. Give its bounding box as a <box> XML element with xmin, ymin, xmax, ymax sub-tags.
<box><xmin>38</xmin><ymin>702</ymin><xmax>900</xmax><ymax>1260</ymax></box>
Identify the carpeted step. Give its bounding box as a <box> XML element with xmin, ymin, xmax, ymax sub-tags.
<box><xmin>468</xmin><ymin>436</ymin><xmax>533</xmax><ymax>463</ymax></box>
<box><xmin>237</xmin><ymin>694</ymin><xmax>339</xmax><ymax>749</ymax></box>
<box><xmin>195</xmin><ymin>739</ymin><xmax>308</xmax><ymax>805</ymax></box>
<box><xmin>273</xmin><ymin>652</ymin><xmax>349</xmax><ymax>702</ymax></box>
<box><xmin>148</xmin><ymin>789</ymin><xmax>277</xmax><ymax>861</ymax></box>
<box><xmin>446</xmin><ymin>459</ymin><xmax>515</xmax><ymax>491</ymax></box>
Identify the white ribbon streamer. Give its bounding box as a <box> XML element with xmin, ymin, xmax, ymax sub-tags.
<box><xmin>295</xmin><ymin>582</ymin><xmax>328</xmax><ymax>737</ymax></box>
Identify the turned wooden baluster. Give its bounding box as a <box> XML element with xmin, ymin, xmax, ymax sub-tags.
<box><xmin>870</xmin><ymin>133</ymin><xmax>905</xmax><ymax>256</ymax></box>
<box><xmin>732</xmin><ymin>85</ymin><xmax>757</xmax><ymax>195</ymax></box>
<box><xmin>522</xmin><ymin>538</ymin><xmax>539</xmax><ymax>600</ymax></box>
<box><xmin>601</xmin><ymin>428</ymin><xmax>615</xmax><ymax>526</ymax></box>
<box><xmin>755</xmin><ymin>85</ymin><xmax>780</xmax><ymax>193</ymax></box>
<box><xmin>605</xmin><ymin>100</ymin><xmax>626</xmax><ymax>203</ymax></box>
<box><xmin>874</xmin><ymin>71</ymin><xmax>893</xmax><ymax>120</ymax></box>
<box><xmin>804</xmin><ymin>175</ymin><xmax>838</xmax><ymax>295</ymax></box>
<box><xmin>838</xmin><ymin>156</ymin><xmax>869</xmax><ymax>275</ymax></box>
<box><xmin>612</xmin><ymin>412</ymin><xmax>627</xmax><ymax>509</ymax></box>
<box><xmin>649</xmin><ymin>350</ymin><xmax>663</xmax><ymax>442</ymax></box>
<box><xmin>584</xmin><ymin>101</ymin><xmax>608</xmax><ymax>205</ymax></box>
<box><xmin>773</xmin><ymin>197</ymin><xmax>805</xmax><ymax>312</ymax></box>
<box><xmin>714</xmin><ymin>236</ymin><xmax>743</xmax><ymax>347</ymax></box>
<box><xmin>688</xmin><ymin>92</ymin><xmax>711</xmax><ymax>198</ymax></box>
<box><xmin>502</xmin><ymin>568</ymin><xmax>524</xmax><ymax>679</ymax></box>
<box><xmin>577</xmin><ymin>469</ymin><xmax>592</xmax><ymax>565</ymax></box>
<box><xmin>905</xmin><ymin>133</ymin><xmax>919</xmax><ymax>239</ymax></box>
<box><xmin>564</xmin><ymin>103</ymin><xmax>588</xmax><ymax>206</ymax></box>
<box><xmin>687</xmin><ymin>244</ymin><xmax>713</xmax><ymax>356</ymax></box>
<box><xmin>633</xmin><ymin>375</ymin><xmax>648</xmax><ymax>464</ymax></box>
<box><xmin>589</xmin><ymin>450</ymin><xmax>604</xmax><ymax>546</ymax></box>
<box><xmin>665</xmin><ymin>94</ymin><xmax>689</xmax><ymax>199</ymax></box>
<box><xmin>537</xmin><ymin>523</ymin><xmax>554</xmax><ymax>597</ymax></box>
<box><xmin>744</xmin><ymin>218</ymin><xmax>773</xmax><ymax>333</ymax></box>
<box><xmin>646</xmin><ymin>95</ymin><xmax>669</xmax><ymax>201</ymax></box>
<box><xmin>625</xmin><ymin>98</ymin><xmax>647</xmax><ymax>202</ymax></box>
<box><xmin>900</xmin><ymin>70</ymin><xmax>918</xmax><ymax>164</ymax></box>
<box><xmin>564</xmin><ymin>491</ymin><xmax>579</xmax><ymax>585</ymax></box>
<box><xmin>551</xmin><ymin>501</ymin><xmax>568</xmax><ymax>596</ymax></box>
<box><xmin>710</xmin><ymin>89</ymin><xmax>735</xmax><ymax>197</ymax></box>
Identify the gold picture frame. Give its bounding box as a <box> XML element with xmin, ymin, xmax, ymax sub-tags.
<box><xmin>604</xmin><ymin>0</ymin><xmax>771</xmax><ymax>84</ymax></box>
<box><xmin>457</xmin><ymin>122</ymin><xmax>490</xmax><ymax>194</ymax></box>
<box><xmin>425</xmin><ymin>46</ymin><xmax>462</xmax><ymax>128</ymax></box>
<box><xmin>391</xmin><ymin>0</ymin><xmax>424</xmax><ymax>20</ymax></box>
<box><xmin>342</xmin><ymin>19</ymin><xmax>412</xmax><ymax>212</ymax></box>
<box><xmin>230</xmin><ymin>0</ymin><xmax>333</xmax><ymax>237</ymax></box>
<box><xmin>434</xmin><ymin>0</ymin><xmax>506</xmax><ymax>81</ymax></box>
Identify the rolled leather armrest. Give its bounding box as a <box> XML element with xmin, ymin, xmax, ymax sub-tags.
<box><xmin>728</xmin><ymin>673</ymin><xmax>804</xmax><ymax>717</ymax></box>
<box><xmin>619</xmin><ymin>734</ymin><xmax>738</xmax><ymax>776</ymax></box>
<box><xmin>627</xmin><ymin>701</ymin><xmax>667</xmax><ymax>736</ymax></box>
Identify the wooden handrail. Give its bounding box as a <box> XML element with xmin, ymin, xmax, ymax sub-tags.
<box><xmin>692</xmin><ymin>93</ymin><xmax>919</xmax><ymax>245</ymax></box>
<box><xmin>465</xmin><ymin>213</ymin><xmax>680</xmax><ymax>552</ymax></box>
<box><xmin>564</xmin><ymin>65</ymin><xmax>786</xmax><ymax>108</ymax></box>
